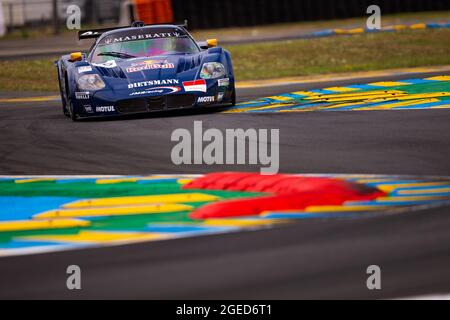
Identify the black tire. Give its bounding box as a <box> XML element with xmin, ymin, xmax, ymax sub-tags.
<box><xmin>68</xmin><ymin>100</ymin><xmax>78</xmax><ymax>122</ymax></box>
<box><xmin>231</xmin><ymin>86</ymin><xmax>236</xmax><ymax>106</ymax></box>
<box><xmin>62</xmin><ymin>72</ymin><xmax>78</xmax><ymax>121</ymax></box>
<box><xmin>62</xmin><ymin>97</ymin><xmax>70</xmax><ymax>118</ymax></box>
<box><xmin>57</xmin><ymin>70</ymin><xmax>70</xmax><ymax>117</ymax></box>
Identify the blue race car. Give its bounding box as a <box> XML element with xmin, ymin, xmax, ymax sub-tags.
<box><xmin>56</xmin><ymin>22</ymin><xmax>236</xmax><ymax>121</ymax></box>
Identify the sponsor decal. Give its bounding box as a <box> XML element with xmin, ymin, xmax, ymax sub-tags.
<box><xmin>75</xmin><ymin>92</ymin><xmax>90</xmax><ymax>100</ymax></box>
<box><xmin>96</xmin><ymin>106</ymin><xmax>115</xmax><ymax>113</ymax></box>
<box><xmin>183</xmin><ymin>80</ymin><xmax>207</xmax><ymax>93</ymax></box>
<box><xmin>126</xmin><ymin>60</ymin><xmax>175</xmax><ymax>73</ymax></box>
<box><xmin>103</xmin><ymin>32</ymin><xmax>182</xmax><ymax>45</ymax></box>
<box><xmin>78</xmin><ymin>66</ymin><xmax>93</xmax><ymax>74</ymax></box>
<box><xmin>217</xmin><ymin>92</ymin><xmax>225</xmax><ymax>102</ymax></box>
<box><xmin>84</xmin><ymin>105</ymin><xmax>93</xmax><ymax>113</ymax></box>
<box><xmin>197</xmin><ymin>96</ymin><xmax>215</xmax><ymax>103</ymax></box>
<box><xmin>92</xmin><ymin>60</ymin><xmax>117</xmax><ymax>69</ymax></box>
<box><xmin>130</xmin><ymin>86</ymin><xmax>181</xmax><ymax>96</ymax></box>
<box><xmin>218</xmin><ymin>78</ymin><xmax>230</xmax><ymax>87</ymax></box>
<box><xmin>80</xmin><ymin>30</ymin><xmax>101</xmax><ymax>38</ymax></box>
<box><xmin>128</xmin><ymin>79</ymin><xmax>179</xmax><ymax>89</ymax></box>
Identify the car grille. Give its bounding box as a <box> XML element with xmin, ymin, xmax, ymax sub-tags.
<box><xmin>116</xmin><ymin>94</ymin><xmax>196</xmax><ymax>114</ymax></box>
<box><xmin>116</xmin><ymin>100</ymin><xmax>148</xmax><ymax>113</ymax></box>
<box><xmin>166</xmin><ymin>94</ymin><xmax>196</xmax><ymax>109</ymax></box>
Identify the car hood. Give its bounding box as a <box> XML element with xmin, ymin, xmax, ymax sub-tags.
<box><xmin>91</xmin><ymin>54</ymin><xmax>204</xmax><ymax>91</ymax></box>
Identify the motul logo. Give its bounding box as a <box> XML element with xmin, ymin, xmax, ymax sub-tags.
<box><xmin>96</xmin><ymin>106</ymin><xmax>115</xmax><ymax>112</ymax></box>
<box><xmin>198</xmin><ymin>96</ymin><xmax>215</xmax><ymax>103</ymax></box>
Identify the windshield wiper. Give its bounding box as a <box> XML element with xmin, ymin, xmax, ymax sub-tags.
<box><xmin>98</xmin><ymin>52</ymin><xmax>136</xmax><ymax>59</ymax></box>
<box><xmin>164</xmin><ymin>52</ymin><xmax>189</xmax><ymax>55</ymax></box>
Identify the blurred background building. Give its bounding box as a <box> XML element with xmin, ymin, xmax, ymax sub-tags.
<box><xmin>1</xmin><ymin>0</ymin><xmax>122</xmax><ymax>28</ymax></box>
<box><xmin>0</xmin><ymin>0</ymin><xmax>449</xmax><ymax>34</ymax></box>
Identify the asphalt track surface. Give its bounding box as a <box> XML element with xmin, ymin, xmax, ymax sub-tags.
<box><xmin>1</xmin><ymin>70</ymin><xmax>449</xmax><ymax>176</ymax></box>
<box><xmin>0</xmin><ymin>71</ymin><xmax>449</xmax><ymax>299</ymax></box>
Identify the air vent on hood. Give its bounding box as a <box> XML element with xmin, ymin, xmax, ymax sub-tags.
<box><xmin>96</xmin><ymin>66</ymin><xmax>127</xmax><ymax>79</ymax></box>
<box><xmin>178</xmin><ymin>55</ymin><xmax>203</xmax><ymax>73</ymax></box>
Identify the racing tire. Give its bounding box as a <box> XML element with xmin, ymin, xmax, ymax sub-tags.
<box><xmin>62</xmin><ymin>74</ymin><xmax>78</xmax><ymax>121</ymax></box>
<box><xmin>63</xmin><ymin>99</ymin><xmax>70</xmax><ymax>118</ymax></box>
<box><xmin>68</xmin><ymin>101</ymin><xmax>78</xmax><ymax>122</ymax></box>
<box><xmin>58</xmin><ymin>71</ymin><xmax>70</xmax><ymax>117</ymax></box>
<box><xmin>231</xmin><ymin>86</ymin><xmax>236</xmax><ymax>107</ymax></box>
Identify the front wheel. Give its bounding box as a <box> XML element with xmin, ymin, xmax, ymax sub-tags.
<box><xmin>231</xmin><ymin>86</ymin><xmax>236</xmax><ymax>106</ymax></box>
<box><xmin>57</xmin><ymin>70</ymin><xmax>70</xmax><ymax>117</ymax></box>
<box><xmin>68</xmin><ymin>101</ymin><xmax>78</xmax><ymax>122</ymax></box>
<box><xmin>62</xmin><ymin>99</ymin><xmax>70</xmax><ymax>118</ymax></box>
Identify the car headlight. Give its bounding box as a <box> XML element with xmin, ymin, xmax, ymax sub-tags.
<box><xmin>77</xmin><ymin>74</ymin><xmax>105</xmax><ymax>91</ymax></box>
<box><xmin>200</xmin><ymin>62</ymin><xmax>226</xmax><ymax>79</ymax></box>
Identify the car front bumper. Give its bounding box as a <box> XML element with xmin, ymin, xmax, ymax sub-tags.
<box><xmin>74</xmin><ymin>81</ymin><xmax>235</xmax><ymax>118</ymax></box>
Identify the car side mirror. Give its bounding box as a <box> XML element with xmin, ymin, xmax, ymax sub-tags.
<box><xmin>199</xmin><ymin>39</ymin><xmax>219</xmax><ymax>50</ymax></box>
<box><xmin>206</xmin><ymin>39</ymin><xmax>218</xmax><ymax>48</ymax></box>
<box><xmin>70</xmin><ymin>52</ymin><xmax>83</xmax><ymax>62</ymax></box>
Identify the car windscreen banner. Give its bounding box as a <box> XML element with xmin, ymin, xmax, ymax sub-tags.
<box><xmin>98</xmin><ymin>27</ymin><xmax>186</xmax><ymax>46</ymax></box>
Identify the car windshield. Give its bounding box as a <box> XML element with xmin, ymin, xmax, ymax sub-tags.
<box><xmin>91</xmin><ymin>35</ymin><xmax>199</xmax><ymax>64</ymax></box>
